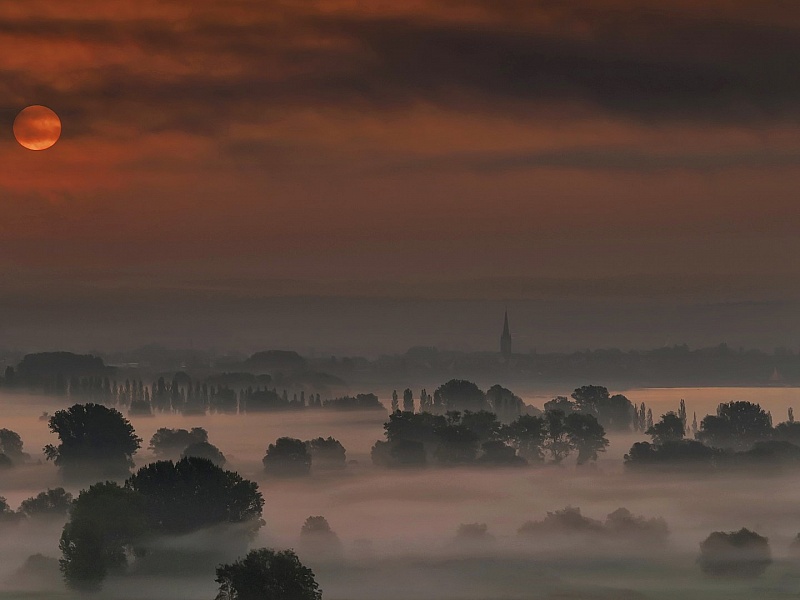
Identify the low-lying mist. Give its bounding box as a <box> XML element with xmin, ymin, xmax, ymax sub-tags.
<box><xmin>1</xmin><ymin>391</ymin><xmax>799</xmax><ymax>599</ymax></box>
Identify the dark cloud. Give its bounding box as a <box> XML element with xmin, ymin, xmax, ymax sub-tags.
<box><xmin>387</xmin><ymin>147</ymin><xmax>800</xmax><ymax>174</ymax></box>
<box><xmin>7</xmin><ymin>1</ymin><xmax>800</xmax><ymax>141</ymax></box>
<box><xmin>313</xmin><ymin>11</ymin><xmax>800</xmax><ymax>122</ymax></box>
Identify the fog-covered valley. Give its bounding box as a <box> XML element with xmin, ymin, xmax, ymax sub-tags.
<box><xmin>1</xmin><ymin>388</ymin><xmax>799</xmax><ymax>600</ymax></box>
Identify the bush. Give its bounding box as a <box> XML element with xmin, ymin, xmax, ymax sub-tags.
<box><xmin>518</xmin><ymin>507</ymin><xmax>604</xmax><ymax>536</ymax></box>
<box><xmin>307</xmin><ymin>437</ymin><xmax>346</xmax><ymax>470</ymax></box>
<box><xmin>698</xmin><ymin>528</ymin><xmax>771</xmax><ymax>577</ymax></box>
<box><xmin>263</xmin><ymin>438</ymin><xmax>311</xmax><ymax>477</ymax></box>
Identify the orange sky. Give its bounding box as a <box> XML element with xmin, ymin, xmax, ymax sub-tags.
<box><xmin>2</xmin><ymin>0</ymin><xmax>800</xmax><ymax>310</ymax></box>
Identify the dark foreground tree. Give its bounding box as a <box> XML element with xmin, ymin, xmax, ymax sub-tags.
<box><xmin>45</xmin><ymin>404</ymin><xmax>141</xmax><ymax>481</ymax></box>
<box><xmin>126</xmin><ymin>457</ymin><xmax>263</xmax><ymax>535</ymax></box>
<box><xmin>60</xmin><ymin>458</ymin><xmax>264</xmax><ymax>590</ymax></box>
<box><xmin>263</xmin><ymin>437</ymin><xmax>312</xmax><ymax>477</ymax></box>
<box><xmin>698</xmin><ymin>528</ymin><xmax>771</xmax><ymax>577</ymax></box>
<box><xmin>59</xmin><ymin>482</ymin><xmax>148</xmax><ymax>591</ymax></box>
<box><xmin>215</xmin><ymin>549</ymin><xmax>322</xmax><ymax>600</ymax></box>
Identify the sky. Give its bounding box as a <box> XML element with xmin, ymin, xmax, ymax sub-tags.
<box><xmin>2</xmin><ymin>0</ymin><xmax>800</xmax><ymax>353</ymax></box>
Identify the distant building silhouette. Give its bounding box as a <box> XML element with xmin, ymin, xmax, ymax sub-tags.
<box><xmin>500</xmin><ymin>310</ymin><xmax>512</xmax><ymax>360</ymax></box>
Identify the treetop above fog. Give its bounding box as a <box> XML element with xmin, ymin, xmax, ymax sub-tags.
<box><xmin>45</xmin><ymin>403</ymin><xmax>141</xmax><ymax>481</ymax></box>
<box><xmin>215</xmin><ymin>548</ymin><xmax>322</xmax><ymax>600</ymax></box>
<box><xmin>59</xmin><ymin>457</ymin><xmax>264</xmax><ymax>590</ymax></box>
<box><xmin>126</xmin><ymin>457</ymin><xmax>264</xmax><ymax>535</ymax></box>
<box><xmin>697</xmin><ymin>401</ymin><xmax>773</xmax><ymax>451</ymax></box>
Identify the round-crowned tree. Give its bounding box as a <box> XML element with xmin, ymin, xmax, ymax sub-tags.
<box><xmin>263</xmin><ymin>438</ymin><xmax>311</xmax><ymax>477</ymax></box>
<box><xmin>45</xmin><ymin>404</ymin><xmax>141</xmax><ymax>481</ymax></box>
<box><xmin>126</xmin><ymin>457</ymin><xmax>263</xmax><ymax>536</ymax></box>
<box><xmin>699</xmin><ymin>528</ymin><xmax>772</xmax><ymax>577</ymax></box>
<box><xmin>434</xmin><ymin>380</ymin><xmax>488</xmax><ymax>413</ymax></box>
<box><xmin>215</xmin><ymin>548</ymin><xmax>322</xmax><ymax>600</ymax></box>
<box><xmin>299</xmin><ymin>516</ymin><xmax>343</xmax><ymax>558</ymax></box>
<box><xmin>181</xmin><ymin>441</ymin><xmax>226</xmax><ymax>467</ymax></box>
<box><xmin>306</xmin><ymin>437</ymin><xmax>346</xmax><ymax>471</ymax></box>
<box><xmin>0</xmin><ymin>428</ymin><xmax>28</xmax><ymax>464</ymax></box>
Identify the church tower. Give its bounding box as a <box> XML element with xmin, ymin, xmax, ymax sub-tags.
<box><xmin>500</xmin><ymin>310</ymin><xmax>512</xmax><ymax>360</ymax></box>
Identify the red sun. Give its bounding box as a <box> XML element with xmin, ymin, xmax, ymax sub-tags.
<box><xmin>13</xmin><ymin>105</ymin><xmax>62</xmax><ymax>151</ymax></box>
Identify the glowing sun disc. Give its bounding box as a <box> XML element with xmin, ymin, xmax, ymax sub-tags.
<box><xmin>13</xmin><ymin>105</ymin><xmax>61</xmax><ymax>150</ymax></box>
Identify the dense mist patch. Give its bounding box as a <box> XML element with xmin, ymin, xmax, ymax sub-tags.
<box><xmin>1</xmin><ymin>390</ymin><xmax>800</xmax><ymax>599</ymax></box>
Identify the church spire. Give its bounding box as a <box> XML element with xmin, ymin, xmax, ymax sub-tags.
<box><xmin>500</xmin><ymin>309</ymin><xmax>512</xmax><ymax>360</ymax></box>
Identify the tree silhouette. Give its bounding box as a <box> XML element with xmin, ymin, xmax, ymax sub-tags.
<box><xmin>646</xmin><ymin>412</ymin><xmax>685</xmax><ymax>445</ymax></box>
<box><xmin>19</xmin><ymin>488</ymin><xmax>73</xmax><ymax>520</ymax></box>
<box><xmin>58</xmin><ymin>482</ymin><xmax>148</xmax><ymax>591</ymax></box>
<box><xmin>433</xmin><ymin>422</ymin><xmax>480</xmax><ymax>465</ymax></box>
<box><xmin>624</xmin><ymin>440</ymin><xmax>717</xmax><ymax>470</ymax></box>
<box><xmin>306</xmin><ymin>437</ymin><xmax>346</xmax><ymax>470</ymax></box>
<box><xmin>565</xmin><ymin>412</ymin><xmax>609</xmax><ymax>465</ymax></box>
<box><xmin>502</xmin><ymin>414</ymin><xmax>547</xmax><ymax>462</ymax></box>
<box><xmin>460</xmin><ymin>410</ymin><xmax>502</xmax><ymax>443</ymax></box>
<box><xmin>477</xmin><ymin>440</ymin><xmax>526</xmax><ymax>466</ymax></box>
<box><xmin>126</xmin><ymin>457</ymin><xmax>263</xmax><ymax>535</ymax></box>
<box><xmin>45</xmin><ymin>404</ymin><xmax>141</xmax><ymax>481</ymax></box>
<box><xmin>215</xmin><ymin>549</ymin><xmax>322</xmax><ymax>600</ymax></box>
<box><xmin>543</xmin><ymin>411</ymin><xmax>572</xmax><ymax>463</ymax></box>
<box><xmin>485</xmin><ymin>384</ymin><xmax>524</xmax><ymax>424</ymax></box>
<box><xmin>299</xmin><ymin>516</ymin><xmax>342</xmax><ymax>557</ymax></box>
<box><xmin>263</xmin><ymin>438</ymin><xmax>312</xmax><ymax>477</ymax></box>
<box><xmin>149</xmin><ymin>427</ymin><xmax>208</xmax><ymax>459</ymax></box>
<box><xmin>699</xmin><ymin>528</ymin><xmax>771</xmax><ymax>577</ymax></box>
<box><xmin>697</xmin><ymin>402</ymin><xmax>772</xmax><ymax>450</ymax></box>
<box><xmin>544</xmin><ymin>396</ymin><xmax>576</xmax><ymax>414</ymax></box>
<box><xmin>181</xmin><ymin>441</ymin><xmax>226</xmax><ymax>466</ymax></box>
<box><xmin>435</xmin><ymin>380</ymin><xmax>488</xmax><ymax>413</ymax></box>
<box><xmin>570</xmin><ymin>385</ymin><xmax>608</xmax><ymax>416</ymax></box>
<box><xmin>0</xmin><ymin>429</ymin><xmax>28</xmax><ymax>463</ymax></box>
<box><xmin>403</xmin><ymin>388</ymin><xmax>414</xmax><ymax>412</ymax></box>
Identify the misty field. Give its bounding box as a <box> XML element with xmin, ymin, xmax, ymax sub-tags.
<box><xmin>1</xmin><ymin>388</ymin><xmax>799</xmax><ymax>599</ymax></box>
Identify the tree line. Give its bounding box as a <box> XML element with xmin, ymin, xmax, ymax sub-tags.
<box><xmin>625</xmin><ymin>400</ymin><xmax>800</xmax><ymax>471</ymax></box>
